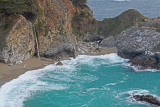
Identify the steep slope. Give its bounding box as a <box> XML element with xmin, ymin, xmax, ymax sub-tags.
<box><xmin>0</xmin><ymin>14</ymin><xmax>35</xmax><ymax>65</ymax></box>
<box><xmin>97</xmin><ymin>9</ymin><xmax>147</xmax><ymax>37</ymax></box>
<box><xmin>0</xmin><ymin>0</ymin><xmax>95</xmax><ymax>65</ymax></box>
<box><xmin>83</xmin><ymin>9</ymin><xmax>147</xmax><ymax>42</ymax></box>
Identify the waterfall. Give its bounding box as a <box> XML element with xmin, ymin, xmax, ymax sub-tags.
<box><xmin>32</xmin><ymin>24</ymin><xmax>40</xmax><ymax>59</ymax></box>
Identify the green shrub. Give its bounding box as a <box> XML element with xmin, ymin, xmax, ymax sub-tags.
<box><xmin>97</xmin><ymin>9</ymin><xmax>147</xmax><ymax>37</ymax></box>
<box><xmin>0</xmin><ymin>0</ymin><xmax>40</xmax><ymax>21</ymax></box>
<box><xmin>71</xmin><ymin>0</ymin><xmax>87</xmax><ymax>8</ymax></box>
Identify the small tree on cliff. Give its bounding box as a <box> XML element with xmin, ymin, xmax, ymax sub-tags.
<box><xmin>71</xmin><ymin>0</ymin><xmax>87</xmax><ymax>7</ymax></box>
<box><xmin>0</xmin><ymin>0</ymin><xmax>39</xmax><ymax>21</ymax></box>
<box><xmin>0</xmin><ymin>0</ymin><xmax>29</xmax><ymax>14</ymax></box>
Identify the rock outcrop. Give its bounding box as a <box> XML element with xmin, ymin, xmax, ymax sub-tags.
<box><xmin>44</xmin><ymin>43</ymin><xmax>75</xmax><ymax>60</ymax></box>
<box><xmin>100</xmin><ymin>36</ymin><xmax>116</xmax><ymax>47</ymax></box>
<box><xmin>56</xmin><ymin>61</ymin><xmax>63</xmax><ymax>66</ymax></box>
<box><xmin>0</xmin><ymin>14</ymin><xmax>35</xmax><ymax>65</ymax></box>
<box><xmin>133</xmin><ymin>95</ymin><xmax>160</xmax><ymax>106</ymax></box>
<box><xmin>116</xmin><ymin>26</ymin><xmax>160</xmax><ymax>69</ymax></box>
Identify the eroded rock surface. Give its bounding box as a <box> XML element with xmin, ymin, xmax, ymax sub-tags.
<box><xmin>44</xmin><ymin>43</ymin><xmax>75</xmax><ymax>60</ymax></box>
<box><xmin>100</xmin><ymin>36</ymin><xmax>116</xmax><ymax>47</ymax></box>
<box><xmin>116</xmin><ymin>26</ymin><xmax>160</xmax><ymax>69</ymax></box>
<box><xmin>0</xmin><ymin>15</ymin><xmax>35</xmax><ymax>65</ymax></box>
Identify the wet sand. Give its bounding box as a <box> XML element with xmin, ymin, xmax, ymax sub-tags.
<box><xmin>0</xmin><ymin>47</ymin><xmax>117</xmax><ymax>87</ymax></box>
<box><xmin>0</xmin><ymin>57</ymin><xmax>53</xmax><ymax>87</ymax></box>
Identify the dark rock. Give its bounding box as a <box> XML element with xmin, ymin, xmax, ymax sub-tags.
<box><xmin>129</xmin><ymin>55</ymin><xmax>158</xmax><ymax>69</ymax></box>
<box><xmin>100</xmin><ymin>36</ymin><xmax>116</xmax><ymax>47</ymax></box>
<box><xmin>44</xmin><ymin>43</ymin><xmax>75</xmax><ymax>60</ymax></box>
<box><xmin>133</xmin><ymin>95</ymin><xmax>160</xmax><ymax>106</ymax></box>
<box><xmin>56</xmin><ymin>61</ymin><xmax>63</xmax><ymax>66</ymax></box>
<box><xmin>83</xmin><ymin>33</ymin><xmax>105</xmax><ymax>42</ymax></box>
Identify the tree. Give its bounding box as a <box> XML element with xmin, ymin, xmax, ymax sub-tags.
<box><xmin>0</xmin><ymin>0</ymin><xmax>39</xmax><ymax>20</ymax></box>
<box><xmin>0</xmin><ymin>0</ymin><xmax>29</xmax><ymax>14</ymax></box>
<box><xmin>71</xmin><ymin>0</ymin><xmax>87</xmax><ymax>7</ymax></box>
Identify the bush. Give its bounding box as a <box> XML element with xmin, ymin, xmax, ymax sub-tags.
<box><xmin>71</xmin><ymin>0</ymin><xmax>87</xmax><ymax>7</ymax></box>
<box><xmin>97</xmin><ymin>9</ymin><xmax>147</xmax><ymax>37</ymax></box>
<box><xmin>0</xmin><ymin>0</ymin><xmax>40</xmax><ymax>21</ymax></box>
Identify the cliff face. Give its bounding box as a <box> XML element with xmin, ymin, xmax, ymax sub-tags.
<box><xmin>0</xmin><ymin>14</ymin><xmax>35</xmax><ymax>65</ymax></box>
<box><xmin>115</xmin><ymin>18</ymin><xmax>160</xmax><ymax>70</ymax></box>
<box><xmin>0</xmin><ymin>0</ymin><xmax>95</xmax><ymax>65</ymax></box>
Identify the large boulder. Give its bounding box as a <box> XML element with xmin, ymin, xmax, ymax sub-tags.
<box><xmin>116</xmin><ymin>26</ymin><xmax>160</xmax><ymax>69</ymax></box>
<box><xmin>116</xmin><ymin>27</ymin><xmax>160</xmax><ymax>55</ymax></box>
<box><xmin>100</xmin><ymin>36</ymin><xmax>116</xmax><ymax>47</ymax></box>
<box><xmin>83</xmin><ymin>33</ymin><xmax>105</xmax><ymax>42</ymax></box>
<box><xmin>44</xmin><ymin>43</ymin><xmax>75</xmax><ymax>60</ymax></box>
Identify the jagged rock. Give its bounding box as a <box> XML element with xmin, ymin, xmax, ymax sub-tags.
<box><xmin>100</xmin><ymin>36</ymin><xmax>116</xmax><ymax>47</ymax></box>
<box><xmin>83</xmin><ymin>33</ymin><xmax>105</xmax><ymax>42</ymax></box>
<box><xmin>116</xmin><ymin>26</ymin><xmax>160</xmax><ymax>69</ymax></box>
<box><xmin>133</xmin><ymin>95</ymin><xmax>160</xmax><ymax>106</ymax></box>
<box><xmin>0</xmin><ymin>14</ymin><xmax>35</xmax><ymax>65</ymax></box>
<box><xmin>116</xmin><ymin>27</ymin><xmax>160</xmax><ymax>55</ymax></box>
<box><xmin>44</xmin><ymin>43</ymin><xmax>75</xmax><ymax>60</ymax></box>
<box><xmin>56</xmin><ymin>61</ymin><xmax>63</xmax><ymax>66</ymax></box>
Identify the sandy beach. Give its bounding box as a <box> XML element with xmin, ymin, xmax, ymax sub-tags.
<box><xmin>0</xmin><ymin>57</ymin><xmax>53</xmax><ymax>87</ymax></box>
<box><xmin>0</xmin><ymin>47</ymin><xmax>117</xmax><ymax>87</ymax></box>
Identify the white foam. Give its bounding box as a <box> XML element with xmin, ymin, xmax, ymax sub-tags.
<box><xmin>0</xmin><ymin>53</ymin><xmax>126</xmax><ymax>107</ymax></box>
<box><xmin>0</xmin><ymin>65</ymin><xmax>70</xmax><ymax>107</ymax></box>
<box><xmin>124</xmin><ymin>62</ymin><xmax>160</xmax><ymax>72</ymax></box>
<box><xmin>105</xmin><ymin>83</ymin><xmax>117</xmax><ymax>86</ymax></box>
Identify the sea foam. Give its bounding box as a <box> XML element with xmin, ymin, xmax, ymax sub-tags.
<box><xmin>0</xmin><ymin>53</ymin><xmax>125</xmax><ymax>107</ymax></box>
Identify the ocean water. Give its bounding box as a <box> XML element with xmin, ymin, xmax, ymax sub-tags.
<box><xmin>0</xmin><ymin>53</ymin><xmax>160</xmax><ymax>107</ymax></box>
<box><xmin>87</xmin><ymin>0</ymin><xmax>160</xmax><ymax>20</ymax></box>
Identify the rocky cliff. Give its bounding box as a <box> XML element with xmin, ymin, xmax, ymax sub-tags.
<box><xmin>0</xmin><ymin>0</ymin><xmax>95</xmax><ymax>65</ymax></box>
<box><xmin>1</xmin><ymin>0</ymin><xmax>160</xmax><ymax>70</ymax></box>
<box><xmin>116</xmin><ymin>18</ymin><xmax>160</xmax><ymax>70</ymax></box>
<box><xmin>0</xmin><ymin>14</ymin><xmax>35</xmax><ymax>65</ymax></box>
<box><xmin>93</xmin><ymin>9</ymin><xmax>160</xmax><ymax>70</ymax></box>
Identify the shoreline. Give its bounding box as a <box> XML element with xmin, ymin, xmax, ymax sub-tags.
<box><xmin>0</xmin><ymin>47</ymin><xmax>117</xmax><ymax>87</ymax></box>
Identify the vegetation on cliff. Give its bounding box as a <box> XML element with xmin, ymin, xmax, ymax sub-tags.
<box><xmin>0</xmin><ymin>14</ymin><xmax>14</xmax><ymax>49</ymax></box>
<box><xmin>71</xmin><ymin>0</ymin><xmax>97</xmax><ymax>36</ymax></box>
<box><xmin>96</xmin><ymin>9</ymin><xmax>147</xmax><ymax>37</ymax></box>
<box><xmin>71</xmin><ymin>0</ymin><xmax>87</xmax><ymax>7</ymax></box>
<box><xmin>0</xmin><ymin>0</ymin><xmax>40</xmax><ymax>21</ymax></box>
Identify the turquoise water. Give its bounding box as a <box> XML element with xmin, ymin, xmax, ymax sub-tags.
<box><xmin>88</xmin><ymin>0</ymin><xmax>160</xmax><ymax>20</ymax></box>
<box><xmin>0</xmin><ymin>54</ymin><xmax>160</xmax><ymax>107</ymax></box>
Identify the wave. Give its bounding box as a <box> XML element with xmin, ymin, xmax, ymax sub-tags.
<box><xmin>0</xmin><ymin>65</ymin><xmax>70</xmax><ymax>107</ymax></box>
<box><xmin>0</xmin><ymin>53</ymin><xmax>125</xmax><ymax>107</ymax></box>
<box><xmin>124</xmin><ymin>63</ymin><xmax>160</xmax><ymax>72</ymax></box>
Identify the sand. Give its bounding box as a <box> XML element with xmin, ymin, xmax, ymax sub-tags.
<box><xmin>0</xmin><ymin>47</ymin><xmax>117</xmax><ymax>87</ymax></box>
<box><xmin>0</xmin><ymin>57</ymin><xmax>53</xmax><ymax>87</ymax></box>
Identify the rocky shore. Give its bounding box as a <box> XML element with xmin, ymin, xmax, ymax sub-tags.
<box><xmin>116</xmin><ymin>26</ymin><xmax>160</xmax><ymax>70</ymax></box>
<box><xmin>0</xmin><ymin>45</ymin><xmax>117</xmax><ymax>87</ymax></box>
<box><xmin>98</xmin><ymin>17</ymin><xmax>160</xmax><ymax>70</ymax></box>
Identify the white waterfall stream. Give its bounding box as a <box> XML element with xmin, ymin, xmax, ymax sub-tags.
<box><xmin>32</xmin><ymin>24</ymin><xmax>40</xmax><ymax>59</ymax></box>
